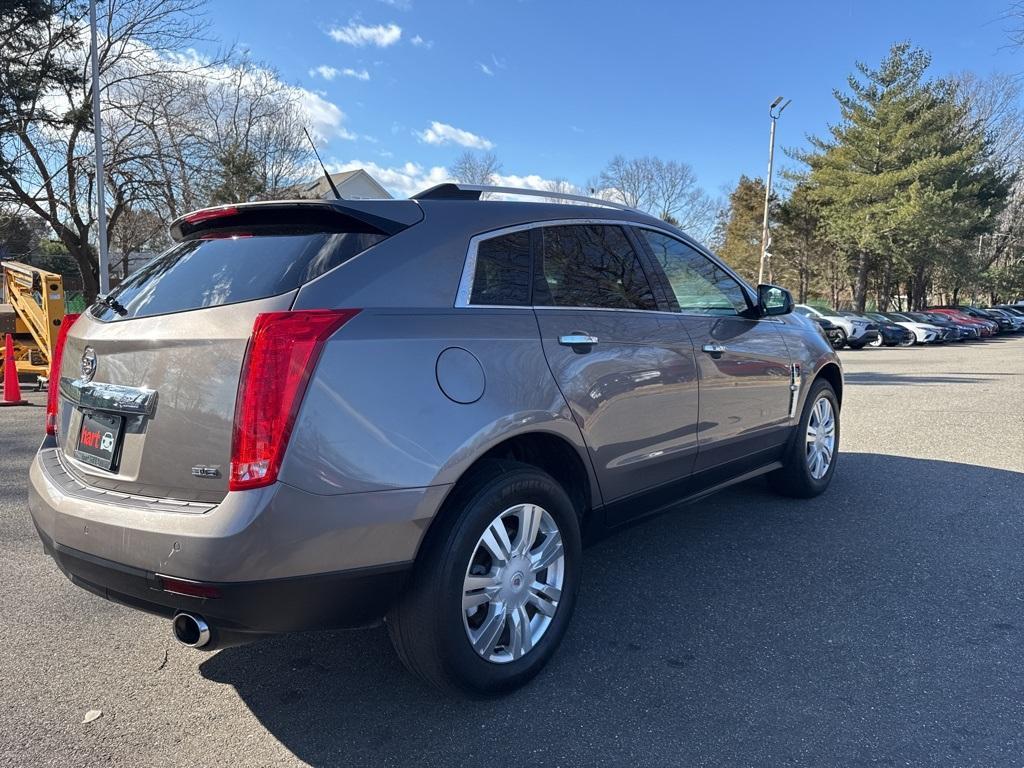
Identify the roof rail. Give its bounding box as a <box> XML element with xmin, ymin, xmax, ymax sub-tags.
<box><xmin>412</xmin><ymin>183</ymin><xmax>639</xmax><ymax>212</ymax></box>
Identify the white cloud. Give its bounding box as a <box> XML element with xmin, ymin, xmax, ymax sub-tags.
<box><xmin>417</xmin><ymin>121</ymin><xmax>494</xmax><ymax>150</ymax></box>
<box><xmin>411</xmin><ymin>34</ymin><xmax>433</xmax><ymax>48</ymax></box>
<box><xmin>327</xmin><ymin>159</ymin><xmax>563</xmax><ymax>201</ymax></box>
<box><xmin>328</xmin><ymin>22</ymin><xmax>402</xmax><ymax>47</ymax></box>
<box><xmin>328</xmin><ymin>159</ymin><xmax>452</xmax><ymax>198</ymax></box>
<box><xmin>309</xmin><ymin>65</ymin><xmax>339</xmax><ymax>80</ymax></box>
<box><xmin>478</xmin><ymin>62</ymin><xmax>494</xmax><ymax>76</ymax></box>
<box><xmin>298</xmin><ymin>89</ymin><xmax>357</xmax><ymax>141</ymax></box>
<box><xmin>342</xmin><ymin>67</ymin><xmax>370</xmax><ymax>81</ymax></box>
<box><xmin>377</xmin><ymin>0</ymin><xmax>412</xmax><ymax>7</ymax></box>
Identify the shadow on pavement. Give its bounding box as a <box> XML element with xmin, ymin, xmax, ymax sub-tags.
<box><xmin>200</xmin><ymin>454</ymin><xmax>1024</xmax><ymax>766</ymax></box>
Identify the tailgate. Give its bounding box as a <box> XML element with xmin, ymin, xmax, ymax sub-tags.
<box><xmin>55</xmin><ymin>295</ymin><xmax>292</xmax><ymax>503</ymax></box>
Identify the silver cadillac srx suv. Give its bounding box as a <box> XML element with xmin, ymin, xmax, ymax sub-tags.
<box><xmin>28</xmin><ymin>184</ymin><xmax>843</xmax><ymax>694</ymax></box>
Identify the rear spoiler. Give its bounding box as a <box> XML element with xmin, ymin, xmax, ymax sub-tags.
<box><xmin>169</xmin><ymin>199</ymin><xmax>423</xmax><ymax>241</ymax></box>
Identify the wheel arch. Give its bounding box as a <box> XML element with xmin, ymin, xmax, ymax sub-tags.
<box><xmin>813</xmin><ymin>361</ymin><xmax>843</xmax><ymax>407</ymax></box>
<box><xmin>413</xmin><ymin>431</ymin><xmax>597</xmax><ymax>564</ymax></box>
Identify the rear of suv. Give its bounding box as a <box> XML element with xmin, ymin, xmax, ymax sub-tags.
<box><xmin>28</xmin><ymin>185</ymin><xmax>843</xmax><ymax>694</ymax></box>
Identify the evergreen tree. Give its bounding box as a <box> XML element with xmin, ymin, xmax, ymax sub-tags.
<box><xmin>797</xmin><ymin>42</ymin><xmax>1010</xmax><ymax>310</ymax></box>
<box><xmin>716</xmin><ymin>175</ymin><xmax>774</xmax><ymax>282</ymax></box>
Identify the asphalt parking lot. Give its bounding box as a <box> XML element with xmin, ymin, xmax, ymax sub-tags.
<box><xmin>2</xmin><ymin>337</ymin><xmax>1023</xmax><ymax>767</ymax></box>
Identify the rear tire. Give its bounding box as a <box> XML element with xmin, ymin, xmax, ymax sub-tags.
<box><xmin>830</xmin><ymin>328</ymin><xmax>847</xmax><ymax>350</ymax></box>
<box><xmin>387</xmin><ymin>460</ymin><xmax>581</xmax><ymax>695</ymax></box>
<box><xmin>769</xmin><ymin>379</ymin><xmax>840</xmax><ymax>498</ymax></box>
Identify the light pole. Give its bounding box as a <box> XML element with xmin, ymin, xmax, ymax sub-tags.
<box><xmin>88</xmin><ymin>0</ymin><xmax>110</xmax><ymax>295</ymax></box>
<box><xmin>757</xmin><ymin>96</ymin><xmax>791</xmax><ymax>285</ymax></box>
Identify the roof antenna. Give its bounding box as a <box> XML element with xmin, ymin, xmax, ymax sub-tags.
<box><xmin>303</xmin><ymin>126</ymin><xmax>342</xmax><ymax>200</ymax></box>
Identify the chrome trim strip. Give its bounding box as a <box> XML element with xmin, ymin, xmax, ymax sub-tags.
<box><xmin>788</xmin><ymin>363</ymin><xmax>802</xmax><ymax>419</ymax></box>
<box><xmin>454</xmin><ymin>218</ymin><xmax>767</xmax><ymax>321</ymax></box>
<box><xmin>59</xmin><ymin>377</ymin><xmax>158</xmax><ymax>417</ymax></box>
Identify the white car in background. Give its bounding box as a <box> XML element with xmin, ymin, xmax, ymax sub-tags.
<box><xmin>885</xmin><ymin>312</ymin><xmax>944</xmax><ymax>344</ymax></box>
<box><xmin>794</xmin><ymin>304</ymin><xmax>879</xmax><ymax>349</ymax></box>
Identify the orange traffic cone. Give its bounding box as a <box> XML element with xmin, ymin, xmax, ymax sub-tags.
<box><xmin>1</xmin><ymin>333</ymin><xmax>29</xmax><ymax>406</ymax></box>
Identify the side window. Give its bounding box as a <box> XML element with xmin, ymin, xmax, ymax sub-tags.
<box><xmin>536</xmin><ymin>224</ymin><xmax>656</xmax><ymax>311</ymax></box>
<box><xmin>640</xmin><ymin>230</ymin><xmax>749</xmax><ymax>316</ymax></box>
<box><xmin>469</xmin><ymin>230</ymin><xmax>531</xmax><ymax>306</ymax></box>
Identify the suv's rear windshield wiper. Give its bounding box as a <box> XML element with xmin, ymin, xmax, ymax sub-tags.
<box><xmin>96</xmin><ymin>293</ymin><xmax>127</xmax><ymax>316</ymax></box>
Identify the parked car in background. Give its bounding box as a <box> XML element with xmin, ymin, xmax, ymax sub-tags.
<box><xmin>928</xmin><ymin>308</ymin><xmax>998</xmax><ymax>336</ymax></box>
<box><xmin>795</xmin><ymin>305</ymin><xmax>880</xmax><ymax>349</ymax></box>
<box><xmin>27</xmin><ymin>186</ymin><xmax>845</xmax><ymax>695</ymax></box>
<box><xmin>904</xmin><ymin>312</ymin><xmax>975</xmax><ymax>341</ymax></box>
<box><xmin>842</xmin><ymin>312</ymin><xmax>914</xmax><ymax>347</ymax></box>
<box><xmin>995</xmin><ymin>305</ymin><xmax>1024</xmax><ymax>319</ymax></box>
<box><xmin>878</xmin><ymin>312</ymin><xmax>944</xmax><ymax>345</ymax></box>
<box><xmin>934</xmin><ymin>306</ymin><xmax>1014</xmax><ymax>334</ymax></box>
<box><xmin>984</xmin><ymin>307</ymin><xmax>1024</xmax><ymax>332</ymax></box>
<box><xmin>811</xmin><ymin>316</ymin><xmax>847</xmax><ymax>349</ymax></box>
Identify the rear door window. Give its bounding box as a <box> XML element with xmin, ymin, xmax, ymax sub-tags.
<box><xmin>90</xmin><ymin>230</ymin><xmax>386</xmax><ymax>322</ymax></box>
<box><xmin>534</xmin><ymin>224</ymin><xmax>656</xmax><ymax>311</ymax></box>
<box><xmin>469</xmin><ymin>230</ymin><xmax>532</xmax><ymax>306</ymax></box>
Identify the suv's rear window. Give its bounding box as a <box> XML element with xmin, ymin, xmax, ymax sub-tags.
<box><xmin>90</xmin><ymin>231</ymin><xmax>385</xmax><ymax>321</ymax></box>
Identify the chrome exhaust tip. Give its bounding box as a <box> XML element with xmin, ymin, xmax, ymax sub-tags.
<box><xmin>172</xmin><ymin>612</ymin><xmax>211</xmax><ymax>648</ymax></box>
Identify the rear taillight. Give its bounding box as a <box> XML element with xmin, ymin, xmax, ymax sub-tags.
<box><xmin>45</xmin><ymin>313</ymin><xmax>80</xmax><ymax>436</ymax></box>
<box><xmin>229</xmin><ymin>309</ymin><xmax>360</xmax><ymax>491</ymax></box>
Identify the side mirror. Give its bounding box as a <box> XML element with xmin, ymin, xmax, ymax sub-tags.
<box><xmin>757</xmin><ymin>284</ymin><xmax>793</xmax><ymax>316</ymax></box>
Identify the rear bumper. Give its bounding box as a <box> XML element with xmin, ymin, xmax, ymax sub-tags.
<box><xmin>35</xmin><ymin>524</ymin><xmax>409</xmax><ymax>632</ymax></box>
<box><xmin>28</xmin><ymin>447</ymin><xmax>449</xmax><ymax>632</ymax></box>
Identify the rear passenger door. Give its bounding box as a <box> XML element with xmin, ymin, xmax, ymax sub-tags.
<box><xmin>634</xmin><ymin>229</ymin><xmax>793</xmax><ymax>472</ymax></box>
<box><xmin>532</xmin><ymin>223</ymin><xmax>699</xmax><ymax>504</ymax></box>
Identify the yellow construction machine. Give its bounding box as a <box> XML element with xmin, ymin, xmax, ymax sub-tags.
<box><xmin>0</xmin><ymin>261</ymin><xmax>68</xmax><ymax>387</ymax></box>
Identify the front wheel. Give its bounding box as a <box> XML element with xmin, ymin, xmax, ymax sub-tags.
<box><xmin>387</xmin><ymin>460</ymin><xmax>581</xmax><ymax>695</ymax></box>
<box><xmin>769</xmin><ymin>379</ymin><xmax>840</xmax><ymax>498</ymax></box>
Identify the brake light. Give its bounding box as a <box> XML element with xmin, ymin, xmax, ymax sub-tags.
<box><xmin>45</xmin><ymin>313</ymin><xmax>80</xmax><ymax>436</ymax></box>
<box><xmin>183</xmin><ymin>206</ymin><xmax>238</xmax><ymax>225</ymax></box>
<box><xmin>229</xmin><ymin>309</ymin><xmax>360</xmax><ymax>491</ymax></box>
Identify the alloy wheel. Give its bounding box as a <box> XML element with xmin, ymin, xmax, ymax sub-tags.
<box><xmin>462</xmin><ymin>503</ymin><xmax>565</xmax><ymax>664</ymax></box>
<box><xmin>805</xmin><ymin>396</ymin><xmax>836</xmax><ymax>480</ymax></box>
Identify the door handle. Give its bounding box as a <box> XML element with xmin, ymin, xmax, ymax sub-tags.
<box><xmin>702</xmin><ymin>342</ymin><xmax>726</xmax><ymax>357</ymax></box>
<box><xmin>559</xmin><ymin>333</ymin><xmax>599</xmax><ymax>347</ymax></box>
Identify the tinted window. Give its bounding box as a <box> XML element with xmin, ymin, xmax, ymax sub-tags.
<box><xmin>90</xmin><ymin>230</ymin><xmax>385</xmax><ymax>321</ymax></box>
<box><xmin>640</xmin><ymin>230</ymin><xmax>748</xmax><ymax>316</ymax></box>
<box><xmin>470</xmin><ymin>230</ymin><xmax>531</xmax><ymax>306</ymax></box>
<box><xmin>536</xmin><ymin>225</ymin><xmax>656</xmax><ymax>311</ymax></box>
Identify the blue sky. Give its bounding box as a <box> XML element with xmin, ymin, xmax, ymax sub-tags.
<box><xmin>203</xmin><ymin>0</ymin><xmax>1022</xmax><ymax>199</ymax></box>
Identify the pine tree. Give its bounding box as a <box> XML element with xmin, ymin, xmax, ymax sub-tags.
<box><xmin>716</xmin><ymin>175</ymin><xmax>773</xmax><ymax>282</ymax></box>
<box><xmin>797</xmin><ymin>42</ymin><xmax>1009</xmax><ymax>310</ymax></box>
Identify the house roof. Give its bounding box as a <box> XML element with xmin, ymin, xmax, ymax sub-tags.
<box><xmin>303</xmin><ymin>168</ymin><xmax>393</xmax><ymax>200</ymax></box>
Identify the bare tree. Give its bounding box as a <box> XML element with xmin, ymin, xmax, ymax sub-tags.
<box><xmin>0</xmin><ymin>0</ymin><xmax>211</xmax><ymax>300</ymax></box>
<box><xmin>599</xmin><ymin>156</ymin><xmax>719</xmax><ymax>241</ymax></box>
<box><xmin>544</xmin><ymin>177</ymin><xmax>579</xmax><ymax>203</ymax></box>
<box><xmin>450</xmin><ymin>150</ymin><xmax>502</xmax><ymax>186</ymax></box>
<box><xmin>0</xmin><ymin>1</ymin><xmax>315</xmax><ymax>296</ymax></box>
<box><xmin>599</xmin><ymin>155</ymin><xmax>655</xmax><ymax>209</ymax></box>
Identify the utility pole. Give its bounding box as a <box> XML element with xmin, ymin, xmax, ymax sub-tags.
<box><xmin>89</xmin><ymin>0</ymin><xmax>110</xmax><ymax>295</ymax></box>
<box><xmin>757</xmin><ymin>96</ymin><xmax>791</xmax><ymax>286</ymax></box>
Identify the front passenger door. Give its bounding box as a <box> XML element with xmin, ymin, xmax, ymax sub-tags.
<box><xmin>635</xmin><ymin>229</ymin><xmax>793</xmax><ymax>473</ymax></box>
